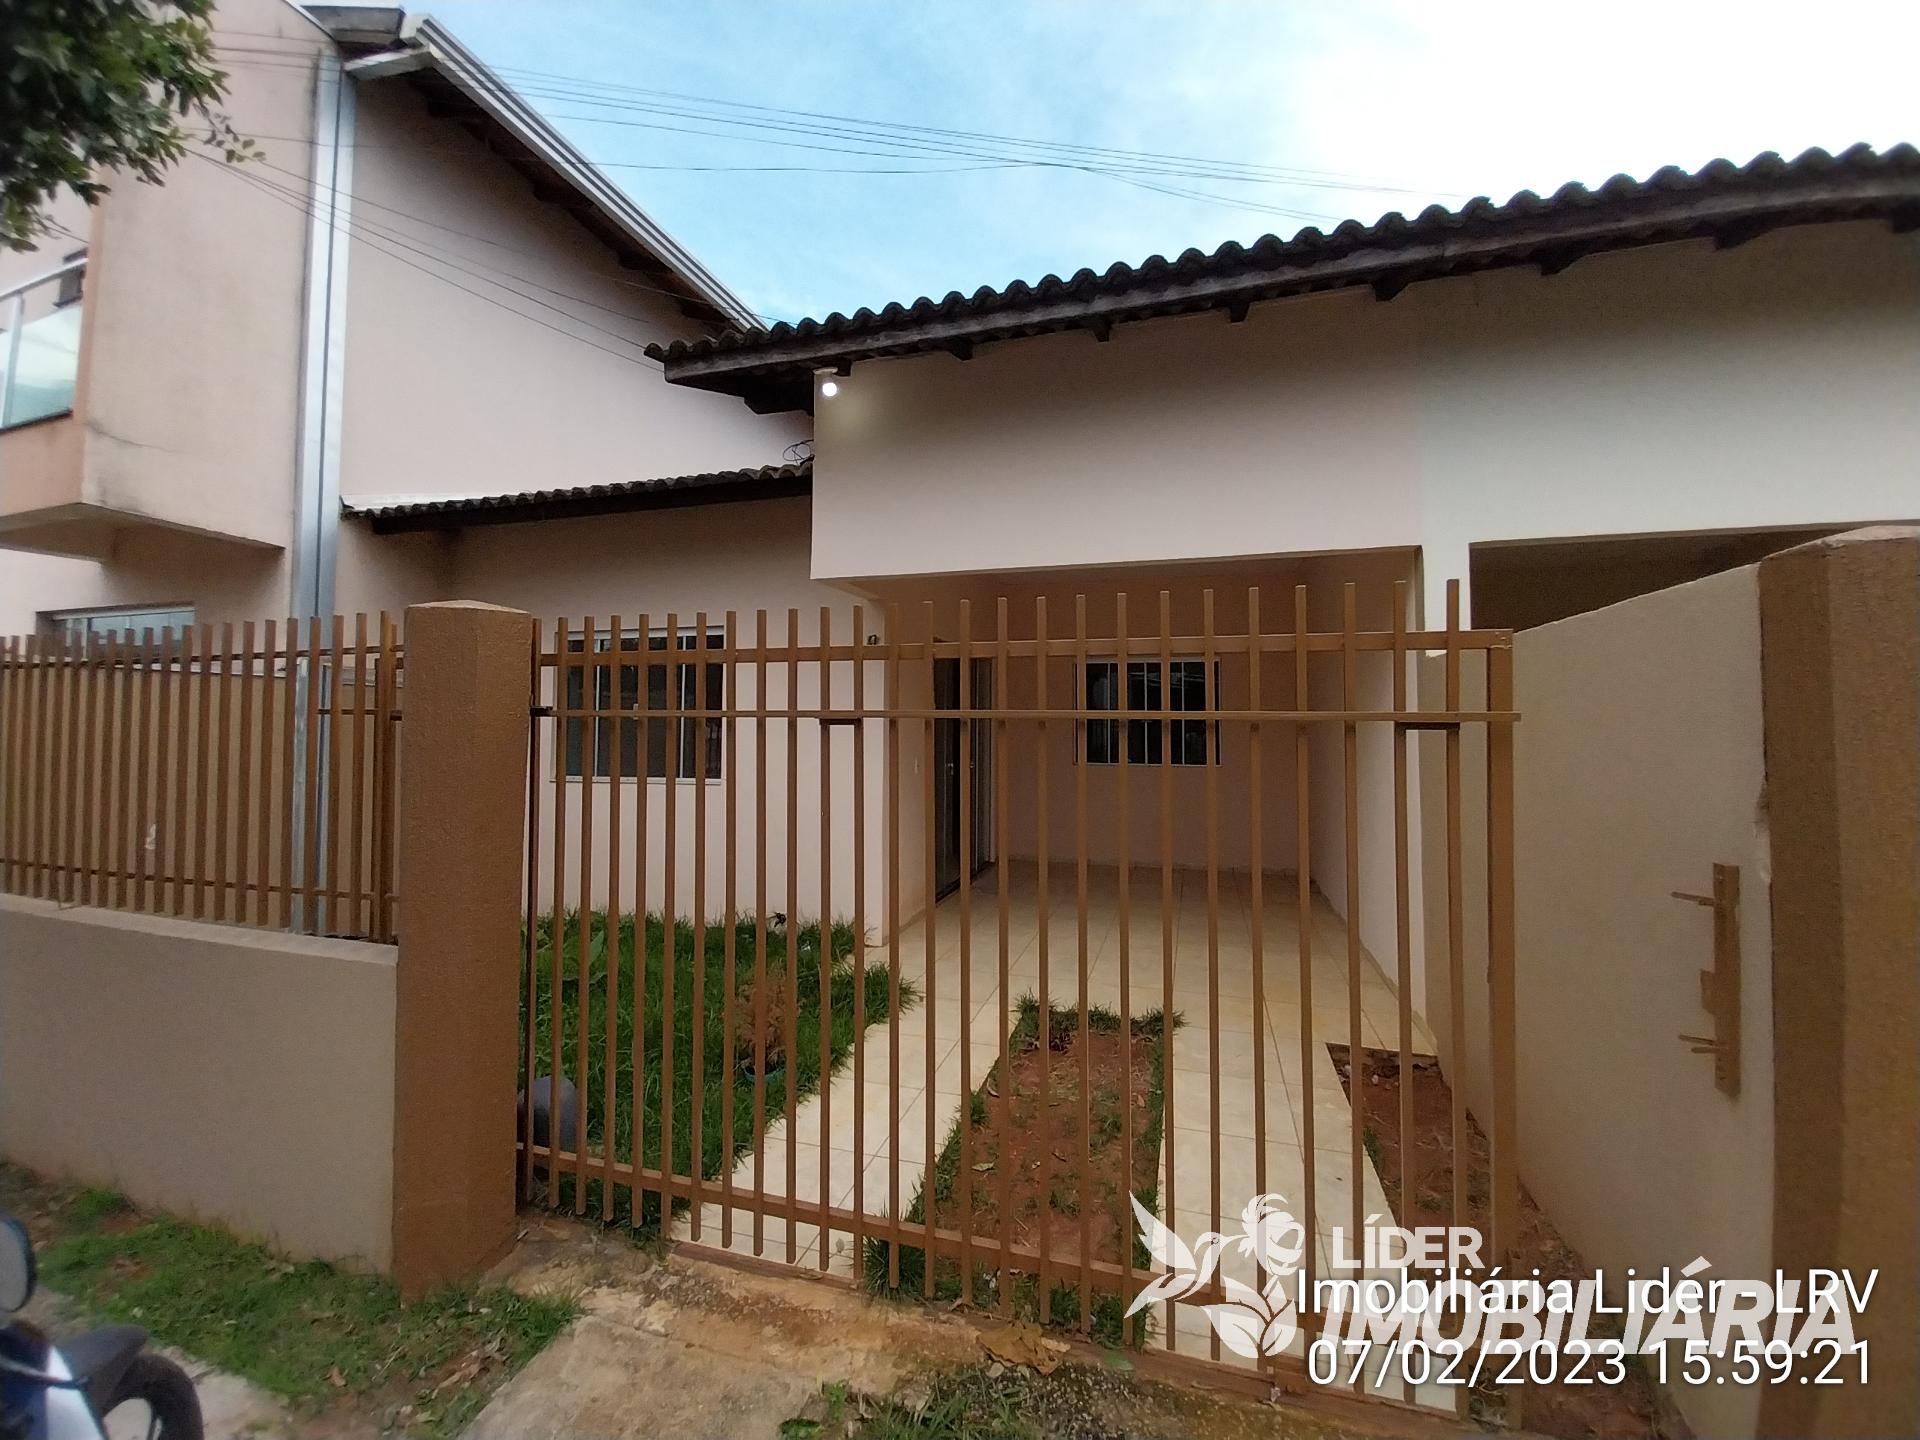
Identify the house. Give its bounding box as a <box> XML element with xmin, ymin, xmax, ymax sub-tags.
<box><xmin>3</xmin><ymin>12</ymin><xmax>1916</xmax><ymax>1419</ymax></box>
<box><xmin>0</xmin><ymin>0</ymin><xmax>810</xmax><ymax>640</ymax></box>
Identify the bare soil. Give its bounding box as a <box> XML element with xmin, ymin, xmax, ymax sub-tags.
<box><xmin>1328</xmin><ymin>1045</ymin><xmax>1681</xmax><ymax>1440</ymax></box>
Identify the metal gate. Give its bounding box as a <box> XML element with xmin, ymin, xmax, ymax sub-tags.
<box><xmin>516</xmin><ymin>579</ymin><xmax>1516</xmax><ymax>1402</ymax></box>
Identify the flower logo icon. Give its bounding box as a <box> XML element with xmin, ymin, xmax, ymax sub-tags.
<box><xmin>1126</xmin><ymin>1193</ymin><xmax>1307</xmax><ymax>1359</ymax></box>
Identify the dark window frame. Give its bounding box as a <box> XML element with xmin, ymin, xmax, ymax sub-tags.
<box><xmin>1081</xmin><ymin>657</ymin><xmax>1221</xmax><ymax>766</ymax></box>
<box><xmin>562</xmin><ymin>627</ymin><xmax>724</xmax><ymax>780</ymax></box>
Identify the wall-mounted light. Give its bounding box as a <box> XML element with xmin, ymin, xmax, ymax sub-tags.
<box><xmin>820</xmin><ymin>379</ymin><xmax>840</xmax><ymax>398</ymax></box>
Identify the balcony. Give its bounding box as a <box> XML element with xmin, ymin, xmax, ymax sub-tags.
<box><xmin>0</xmin><ymin>258</ymin><xmax>85</xmax><ymax>430</ymax></box>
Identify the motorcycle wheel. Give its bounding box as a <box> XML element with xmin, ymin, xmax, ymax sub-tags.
<box><xmin>98</xmin><ymin>1352</ymin><xmax>204</xmax><ymax>1440</ymax></box>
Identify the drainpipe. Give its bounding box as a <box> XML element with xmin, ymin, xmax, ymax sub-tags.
<box><xmin>289</xmin><ymin>47</ymin><xmax>356</xmax><ymax>929</ymax></box>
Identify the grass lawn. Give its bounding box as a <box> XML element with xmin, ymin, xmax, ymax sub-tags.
<box><xmin>0</xmin><ymin>1164</ymin><xmax>575</xmax><ymax>1439</ymax></box>
<box><xmin>863</xmin><ymin>997</ymin><xmax>1172</xmax><ymax>1346</ymax></box>
<box><xmin>524</xmin><ymin>911</ymin><xmax>906</xmax><ymax>1228</ymax></box>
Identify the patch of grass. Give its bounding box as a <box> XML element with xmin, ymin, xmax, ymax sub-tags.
<box><xmin>785</xmin><ymin>1375</ymin><xmax>1037</xmax><ymax>1440</ymax></box>
<box><xmin>864</xmin><ymin>997</ymin><xmax>1175</xmax><ymax>1348</ymax></box>
<box><xmin>524</xmin><ymin>910</ymin><xmax>906</xmax><ymax>1230</ymax></box>
<box><xmin>1362</xmin><ymin>1125</ymin><xmax>1383</xmax><ymax>1168</ymax></box>
<box><xmin>2</xmin><ymin>1166</ymin><xmax>573</xmax><ymax>1439</ymax></box>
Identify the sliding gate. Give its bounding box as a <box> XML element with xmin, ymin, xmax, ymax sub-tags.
<box><xmin>516</xmin><ymin>582</ymin><xmax>1517</xmax><ymax>1400</ymax></box>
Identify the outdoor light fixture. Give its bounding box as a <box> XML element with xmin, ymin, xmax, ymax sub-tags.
<box><xmin>820</xmin><ymin>379</ymin><xmax>840</xmax><ymax>398</ymax></box>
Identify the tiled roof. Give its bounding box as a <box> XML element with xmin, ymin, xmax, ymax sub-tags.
<box><xmin>341</xmin><ymin>460</ymin><xmax>811</xmax><ymax>532</ymax></box>
<box><xmin>649</xmin><ymin>144</ymin><xmax>1920</xmax><ymax>411</ymax></box>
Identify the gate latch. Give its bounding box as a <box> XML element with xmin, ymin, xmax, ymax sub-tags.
<box><xmin>1671</xmin><ymin>862</ymin><xmax>1741</xmax><ymax>1098</ymax></box>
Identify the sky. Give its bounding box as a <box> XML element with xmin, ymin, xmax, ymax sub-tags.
<box><xmin>332</xmin><ymin>1</ymin><xmax>1919</xmax><ymax>325</ymax></box>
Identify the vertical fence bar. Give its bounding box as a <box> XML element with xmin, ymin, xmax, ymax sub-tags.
<box><xmin>1445</xmin><ymin>582</ymin><xmax>1466</xmax><ymax>1231</ymax></box>
<box><xmin>750</xmin><ymin>610</ymin><xmax>768</xmax><ymax>1253</ymax></box>
<box><xmin>300</xmin><ymin>616</ymin><xmax>322</xmax><ymax>932</ymax></box>
<box><xmin>252</xmin><ymin>621</ymin><xmax>275</xmax><ymax>928</ymax></box>
<box><xmin>1248</xmin><ymin>589</ymin><xmax>1268</xmax><ymax>1221</ymax></box>
<box><xmin>1487</xmin><ymin>643</ymin><xmax>1520</xmax><ymax>1281</ymax></box>
<box><xmin>210</xmin><ymin>623</ymin><xmax>233</xmax><ymax>920</ymax></box>
<box><xmin>522</xmin><ymin>622</ymin><xmax>542</xmax><ymax>1205</ymax></box>
<box><xmin>324</xmin><ymin>614</ymin><xmax>346</xmax><ymax>931</ymax></box>
<box><xmin>956</xmin><ymin>599</ymin><xmax>975</xmax><ymax>1307</ymax></box>
<box><xmin>920</xmin><ymin>600</ymin><xmax>937</xmax><ymax>1298</ymax></box>
<box><xmin>0</xmin><ymin>639</ymin><xmax>14</xmax><ymax>894</ymax></box>
<box><xmin>783</xmin><ymin>608</ymin><xmax>799</xmax><ymax>1262</ymax></box>
<box><xmin>347</xmin><ymin>614</ymin><xmax>368</xmax><ymax>935</ymax></box>
<box><xmin>632</xmin><ymin>613</ymin><xmax>652</xmax><ymax>1226</ymax></box>
<box><xmin>1294</xmin><ymin>584</ymin><xmax>1317</xmax><ymax>1295</ymax></box>
<box><xmin>815</xmin><ymin>606</ymin><xmax>832</xmax><ymax>1270</ymax></box>
<box><xmin>576</xmin><ymin>618</ymin><xmax>597</xmax><ymax>1214</ymax></box>
<box><xmin>1342</xmin><ymin>586</ymin><xmax>1366</xmax><ymax>1256</ymax></box>
<box><xmin>193</xmin><ymin>623</ymin><xmax>216</xmax><ymax>920</ymax></box>
<box><xmin>604</xmin><ymin>615</ymin><xmax>625</xmax><ymax>1223</ymax></box>
<box><xmin>170</xmin><ymin>625</ymin><xmax>196</xmax><ymax>916</ymax></box>
<box><xmin>722</xmin><ymin>611</ymin><xmax>739</xmax><ymax>1246</ymax></box>
<box><xmin>993</xmin><ymin>596</ymin><xmax>1012</xmax><ymax>1314</ymax></box>
<box><xmin>1031</xmin><ymin>594</ymin><xmax>1051</xmax><ymax>1314</ymax></box>
<box><xmin>885</xmin><ymin>603</ymin><xmax>902</xmax><ymax>1286</ymax></box>
<box><xmin>77</xmin><ymin>631</ymin><xmax>100</xmax><ymax>907</ymax></box>
<box><xmin>276</xmin><ymin>619</ymin><xmax>296</xmax><ymax>929</ymax></box>
<box><xmin>1202</xmin><ymin>590</ymin><xmax>1221</xmax><ymax>1357</ymax></box>
<box><xmin>50</xmin><ymin>631</ymin><xmax>70</xmax><ymax>902</ymax></box>
<box><xmin>548</xmin><ymin>619</ymin><xmax>567</xmax><ymax>1204</ymax></box>
<box><xmin>376</xmin><ymin>614</ymin><xmax>398</xmax><ymax>940</ymax></box>
<box><xmin>108</xmin><ymin>633</ymin><xmax>131</xmax><ymax>908</ymax></box>
<box><xmin>153</xmin><ymin>630</ymin><xmax>176</xmax><ymax>915</ymax></box>
<box><xmin>1072</xmin><ymin>593</ymin><xmax>1092</xmax><ymax>1327</ymax></box>
<box><xmin>31</xmin><ymin>636</ymin><xmax>52</xmax><ymax>901</ymax></box>
<box><xmin>232</xmin><ymin>622</ymin><xmax>255</xmax><ymax>924</ymax></box>
<box><xmin>850</xmin><ymin>606</ymin><xmax>869</xmax><ymax>1273</ymax></box>
<box><xmin>691</xmin><ymin>613</ymin><xmax>709</xmax><ymax>1241</ymax></box>
<box><xmin>1391</xmin><ymin>581</ymin><xmax>1415</xmax><ymax>1390</ymax></box>
<box><xmin>630</xmin><ymin>613</ymin><xmax>651</xmax><ymax>1227</ymax></box>
<box><xmin>132</xmin><ymin>633</ymin><xmax>157</xmax><ymax>913</ymax></box>
<box><xmin>1114</xmin><ymin>592</ymin><xmax>1135</xmax><ymax>1343</ymax></box>
<box><xmin>1156</xmin><ymin>591</ymin><xmax>1175</xmax><ymax>1346</ymax></box>
<box><xmin>632</xmin><ymin>615</ymin><xmax>652</xmax><ymax>1224</ymax></box>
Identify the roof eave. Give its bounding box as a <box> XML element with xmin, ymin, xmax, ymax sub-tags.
<box><xmin>335</xmin><ymin>11</ymin><xmax>761</xmax><ymax>332</ymax></box>
<box><xmin>655</xmin><ymin>154</ymin><xmax>1920</xmax><ymax>410</ymax></box>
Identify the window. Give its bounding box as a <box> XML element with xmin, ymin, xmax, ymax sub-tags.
<box><xmin>43</xmin><ymin>605</ymin><xmax>194</xmax><ymax>644</ymax></box>
<box><xmin>563</xmin><ymin>628</ymin><xmax>724</xmax><ymax>780</ymax></box>
<box><xmin>1083</xmin><ymin>659</ymin><xmax>1220</xmax><ymax>765</ymax></box>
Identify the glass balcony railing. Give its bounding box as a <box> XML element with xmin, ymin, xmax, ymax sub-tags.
<box><xmin>0</xmin><ymin>257</ymin><xmax>86</xmax><ymax>431</ymax></box>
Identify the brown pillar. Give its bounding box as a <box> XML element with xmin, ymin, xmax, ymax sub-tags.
<box><xmin>390</xmin><ymin>601</ymin><xmax>533</xmax><ymax>1296</ymax></box>
<box><xmin>1758</xmin><ymin>527</ymin><xmax>1918</xmax><ymax>1439</ymax></box>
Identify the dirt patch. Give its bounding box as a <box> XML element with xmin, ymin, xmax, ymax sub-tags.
<box><xmin>1327</xmin><ymin>1045</ymin><xmax>1679</xmax><ymax>1440</ymax></box>
<box><xmin>867</xmin><ymin>1000</ymin><xmax>1170</xmax><ymax>1344</ymax></box>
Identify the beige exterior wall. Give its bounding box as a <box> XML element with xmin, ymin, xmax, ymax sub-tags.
<box><xmin>811</xmin><ymin>222</ymin><xmax>1920</xmax><ymax>624</ymax></box>
<box><xmin>0</xmin><ymin>895</ymin><xmax>397</xmax><ymax>1270</ymax></box>
<box><xmin>1424</xmin><ymin>564</ymin><xmax>1773</xmax><ymax>1440</ymax></box>
<box><xmin>336</xmin><ymin>83</ymin><xmax>807</xmax><ymax>506</ymax></box>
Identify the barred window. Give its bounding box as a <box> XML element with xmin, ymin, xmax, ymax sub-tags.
<box><xmin>1083</xmin><ymin>659</ymin><xmax>1220</xmax><ymax>765</ymax></box>
<box><xmin>563</xmin><ymin>628</ymin><xmax>723</xmax><ymax>780</ymax></box>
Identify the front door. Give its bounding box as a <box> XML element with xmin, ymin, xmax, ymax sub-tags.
<box><xmin>933</xmin><ymin>657</ymin><xmax>996</xmax><ymax>898</ymax></box>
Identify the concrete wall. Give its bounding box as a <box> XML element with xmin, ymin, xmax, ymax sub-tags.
<box><xmin>811</xmin><ymin>222</ymin><xmax>1920</xmax><ymax>623</ymax></box>
<box><xmin>336</xmin><ymin>82</ymin><xmax>807</xmax><ymax>506</ymax></box>
<box><xmin>447</xmin><ymin>497</ymin><xmax>888</xmax><ymax>927</ymax></box>
<box><xmin>1424</xmin><ymin>564</ymin><xmax>1774</xmax><ymax>1440</ymax></box>
<box><xmin>0</xmin><ymin>896</ymin><xmax>396</xmax><ymax>1270</ymax></box>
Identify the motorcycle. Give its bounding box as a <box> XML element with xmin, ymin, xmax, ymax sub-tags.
<box><xmin>0</xmin><ymin>1212</ymin><xmax>203</xmax><ymax>1440</ymax></box>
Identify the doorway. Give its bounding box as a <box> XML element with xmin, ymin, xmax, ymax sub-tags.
<box><xmin>933</xmin><ymin>656</ymin><xmax>995</xmax><ymax>898</ymax></box>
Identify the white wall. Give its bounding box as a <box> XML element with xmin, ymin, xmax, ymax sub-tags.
<box><xmin>1427</xmin><ymin>564</ymin><xmax>1774</xmax><ymax>1440</ymax></box>
<box><xmin>812</xmin><ymin>221</ymin><xmax>1920</xmax><ymax>626</ymax></box>
<box><xmin>337</xmin><ymin>81</ymin><xmax>808</xmax><ymax>506</ymax></box>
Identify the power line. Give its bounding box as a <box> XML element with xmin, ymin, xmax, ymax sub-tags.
<box><xmin>209</xmin><ymin>33</ymin><xmax>1458</xmax><ymax>197</ymax></box>
<box><xmin>195</xmin><ymin>153</ymin><xmax>671</xmax><ymax>371</ymax></box>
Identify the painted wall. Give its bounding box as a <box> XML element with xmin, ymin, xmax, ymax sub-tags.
<box><xmin>811</xmin><ymin>222</ymin><xmax>1920</xmax><ymax>624</ymax></box>
<box><xmin>0</xmin><ymin>896</ymin><xmax>397</xmax><ymax>1270</ymax></box>
<box><xmin>337</xmin><ymin>82</ymin><xmax>808</xmax><ymax>505</ymax></box>
<box><xmin>1424</xmin><ymin>564</ymin><xmax>1774</xmax><ymax>1440</ymax></box>
<box><xmin>445</xmin><ymin>497</ymin><xmax>892</xmax><ymax>929</ymax></box>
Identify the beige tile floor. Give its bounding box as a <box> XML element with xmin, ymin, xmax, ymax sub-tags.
<box><xmin>673</xmin><ymin>860</ymin><xmax>1437</xmax><ymax>1370</ymax></box>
